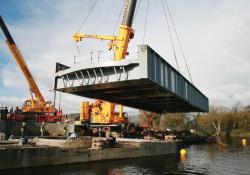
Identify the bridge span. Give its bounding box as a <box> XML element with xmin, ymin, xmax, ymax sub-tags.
<box><xmin>54</xmin><ymin>45</ymin><xmax>208</xmax><ymax>113</ymax></box>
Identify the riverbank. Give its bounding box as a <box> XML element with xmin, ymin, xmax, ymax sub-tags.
<box><xmin>230</xmin><ymin>130</ymin><xmax>250</xmax><ymax>137</ymax></box>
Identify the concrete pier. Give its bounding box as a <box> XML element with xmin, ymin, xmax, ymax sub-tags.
<box><xmin>0</xmin><ymin>139</ymin><xmax>179</xmax><ymax>170</ymax></box>
<box><xmin>34</xmin><ymin>137</ymin><xmax>92</xmax><ymax>149</ymax></box>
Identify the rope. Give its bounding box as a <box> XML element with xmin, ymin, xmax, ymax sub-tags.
<box><xmin>76</xmin><ymin>0</ymin><xmax>98</xmax><ymax>55</ymax></box>
<box><xmin>161</xmin><ymin>0</ymin><xmax>179</xmax><ymax>71</ymax></box>
<box><xmin>75</xmin><ymin>42</ymin><xmax>81</xmax><ymax>55</ymax></box>
<box><xmin>132</xmin><ymin>0</ymin><xmax>142</xmax><ymax>24</ymax></box>
<box><xmin>164</xmin><ymin>0</ymin><xmax>193</xmax><ymax>83</ymax></box>
<box><xmin>112</xmin><ymin>1</ymin><xmax>125</xmax><ymax>35</ymax></box>
<box><xmin>77</xmin><ymin>0</ymin><xmax>99</xmax><ymax>32</ymax></box>
<box><xmin>143</xmin><ymin>0</ymin><xmax>150</xmax><ymax>44</ymax></box>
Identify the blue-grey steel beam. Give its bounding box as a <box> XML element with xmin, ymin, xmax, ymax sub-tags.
<box><xmin>54</xmin><ymin>45</ymin><xmax>209</xmax><ymax>113</ymax></box>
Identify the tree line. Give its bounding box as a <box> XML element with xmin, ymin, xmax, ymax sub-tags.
<box><xmin>137</xmin><ymin>104</ymin><xmax>250</xmax><ymax>137</ymax></box>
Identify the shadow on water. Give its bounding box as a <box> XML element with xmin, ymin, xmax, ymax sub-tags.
<box><xmin>1</xmin><ymin>154</ymin><xmax>187</xmax><ymax>175</ymax></box>
<box><xmin>1</xmin><ymin>137</ymin><xmax>250</xmax><ymax>175</ymax></box>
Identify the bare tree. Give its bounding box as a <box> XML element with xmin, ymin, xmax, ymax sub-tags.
<box><xmin>209</xmin><ymin>106</ymin><xmax>227</xmax><ymax>136</ymax></box>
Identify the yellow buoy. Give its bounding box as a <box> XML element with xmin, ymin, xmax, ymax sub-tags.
<box><xmin>219</xmin><ymin>142</ymin><xmax>226</xmax><ymax>148</ymax></box>
<box><xmin>180</xmin><ymin>148</ymin><xmax>187</xmax><ymax>155</ymax></box>
<box><xmin>242</xmin><ymin>139</ymin><xmax>247</xmax><ymax>146</ymax></box>
<box><xmin>180</xmin><ymin>154</ymin><xmax>186</xmax><ymax>161</ymax></box>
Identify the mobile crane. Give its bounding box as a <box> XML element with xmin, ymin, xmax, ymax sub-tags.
<box><xmin>0</xmin><ymin>16</ymin><xmax>62</xmax><ymax>122</ymax></box>
<box><xmin>74</xmin><ymin>0</ymin><xmax>139</xmax><ymax>136</ymax></box>
<box><xmin>73</xmin><ymin>0</ymin><xmax>136</xmax><ymax>61</ymax></box>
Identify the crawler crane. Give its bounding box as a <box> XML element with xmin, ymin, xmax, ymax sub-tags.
<box><xmin>0</xmin><ymin>16</ymin><xmax>62</xmax><ymax>122</ymax></box>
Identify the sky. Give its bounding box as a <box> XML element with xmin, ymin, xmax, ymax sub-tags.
<box><xmin>0</xmin><ymin>0</ymin><xmax>250</xmax><ymax>114</ymax></box>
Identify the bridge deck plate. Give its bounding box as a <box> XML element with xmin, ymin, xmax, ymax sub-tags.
<box><xmin>55</xmin><ymin>45</ymin><xmax>208</xmax><ymax>113</ymax></box>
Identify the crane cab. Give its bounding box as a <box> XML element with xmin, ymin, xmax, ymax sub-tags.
<box><xmin>22</xmin><ymin>99</ymin><xmax>55</xmax><ymax>113</ymax></box>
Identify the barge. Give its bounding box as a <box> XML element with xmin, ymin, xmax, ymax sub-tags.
<box><xmin>0</xmin><ymin>138</ymin><xmax>180</xmax><ymax>170</ymax></box>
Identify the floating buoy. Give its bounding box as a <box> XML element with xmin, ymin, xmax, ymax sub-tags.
<box><xmin>242</xmin><ymin>139</ymin><xmax>247</xmax><ymax>146</ymax></box>
<box><xmin>180</xmin><ymin>154</ymin><xmax>186</xmax><ymax>161</ymax></box>
<box><xmin>180</xmin><ymin>148</ymin><xmax>187</xmax><ymax>155</ymax></box>
<box><xmin>219</xmin><ymin>142</ymin><xmax>226</xmax><ymax>148</ymax></box>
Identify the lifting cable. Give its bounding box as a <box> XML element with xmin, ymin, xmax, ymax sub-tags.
<box><xmin>112</xmin><ymin>1</ymin><xmax>125</xmax><ymax>36</ymax></box>
<box><xmin>132</xmin><ymin>0</ymin><xmax>142</xmax><ymax>24</ymax></box>
<box><xmin>75</xmin><ymin>0</ymin><xmax>98</xmax><ymax>56</ymax></box>
<box><xmin>77</xmin><ymin>0</ymin><xmax>99</xmax><ymax>32</ymax></box>
<box><xmin>111</xmin><ymin>1</ymin><xmax>126</xmax><ymax>58</ymax></box>
<box><xmin>143</xmin><ymin>0</ymin><xmax>150</xmax><ymax>44</ymax></box>
<box><xmin>132</xmin><ymin>0</ymin><xmax>142</xmax><ymax>57</ymax></box>
<box><xmin>164</xmin><ymin>0</ymin><xmax>193</xmax><ymax>83</ymax></box>
<box><xmin>161</xmin><ymin>0</ymin><xmax>180</xmax><ymax>71</ymax></box>
<box><xmin>75</xmin><ymin>42</ymin><xmax>81</xmax><ymax>55</ymax></box>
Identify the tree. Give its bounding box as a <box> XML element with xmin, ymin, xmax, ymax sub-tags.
<box><xmin>138</xmin><ymin>110</ymin><xmax>159</xmax><ymax>129</ymax></box>
<box><xmin>161</xmin><ymin>113</ymin><xmax>186</xmax><ymax>131</ymax></box>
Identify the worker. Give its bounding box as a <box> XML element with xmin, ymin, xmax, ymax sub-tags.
<box><xmin>21</xmin><ymin>122</ymin><xmax>26</xmax><ymax>137</ymax></box>
<box><xmin>105</xmin><ymin>127</ymin><xmax>111</xmax><ymax>138</ymax></box>
<box><xmin>63</xmin><ymin>123</ymin><xmax>67</xmax><ymax>136</ymax></box>
<box><xmin>98</xmin><ymin>127</ymin><xmax>102</xmax><ymax>138</ymax></box>
<box><xmin>40</xmin><ymin>122</ymin><xmax>45</xmax><ymax>136</ymax></box>
<box><xmin>54</xmin><ymin>110</ymin><xmax>57</xmax><ymax>116</ymax></box>
<box><xmin>15</xmin><ymin>106</ymin><xmax>19</xmax><ymax>113</ymax></box>
<box><xmin>10</xmin><ymin>107</ymin><xmax>13</xmax><ymax>113</ymax></box>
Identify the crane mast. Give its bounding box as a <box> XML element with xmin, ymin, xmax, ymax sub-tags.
<box><xmin>73</xmin><ymin>0</ymin><xmax>137</xmax><ymax>61</ymax></box>
<box><xmin>73</xmin><ymin>0</ymin><xmax>137</xmax><ymax>122</ymax></box>
<box><xmin>0</xmin><ymin>16</ymin><xmax>54</xmax><ymax>113</ymax></box>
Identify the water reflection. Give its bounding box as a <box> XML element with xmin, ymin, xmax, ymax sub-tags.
<box><xmin>2</xmin><ymin>137</ymin><xmax>250</xmax><ymax>175</ymax></box>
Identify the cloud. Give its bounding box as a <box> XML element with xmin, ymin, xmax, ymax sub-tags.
<box><xmin>208</xmin><ymin>83</ymin><xmax>250</xmax><ymax>107</ymax></box>
<box><xmin>0</xmin><ymin>96</ymin><xmax>25</xmax><ymax>109</ymax></box>
<box><xmin>0</xmin><ymin>0</ymin><xmax>250</xmax><ymax>114</ymax></box>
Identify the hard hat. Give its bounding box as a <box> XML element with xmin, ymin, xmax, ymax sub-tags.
<box><xmin>22</xmin><ymin>122</ymin><xmax>25</xmax><ymax>125</ymax></box>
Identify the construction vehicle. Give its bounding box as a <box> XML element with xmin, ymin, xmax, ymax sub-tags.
<box><xmin>0</xmin><ymin>107</ymin><xmax>8</xmax><ymax>120</ymax></box>
<box><xmin>72</xmin><ymin>0</ymin><xmax>142</xmax><ymax>137</ymax></box>
<box><xmin>0</xmin><ymin>16</ymin><xmax>62</xmax><ymax>122</ymax></box>
<box><xmin>139</xmin><ymin>111</ymin><xmax>158</xmax><ymax>129</ymax></box>
<box><xmin>76</xmin><ymin>100</ymin><xmax>142</xmax><ymax>138</ymax></box>
<box><xmin>80</xmin><ymin>101</ymin><xmax>127</xmax><ymax>124</ymax></box>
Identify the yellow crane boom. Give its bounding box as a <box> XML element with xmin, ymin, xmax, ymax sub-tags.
<box><xmin>75</xmin><ymin>0</ymin><xmax>137</xmax><ymax>122</ymax></box>
<box><xmin>73</xmin><ymin>0</ymin><xmax>136</xmax><ymax>61</ymax></box>
<box><xmin>5</xmin><ymin>41</ymin><xmax>46</xmax><ymax>105</ymax></box>
<box><xmin>0</xmin><ymin>16</ymin><xmax>54</xmax><ymax>113</ymax></box>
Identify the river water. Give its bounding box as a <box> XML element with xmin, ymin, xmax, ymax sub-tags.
<box><xmin>3</xmin><ymin>137</ymin><xmax>250</xmax><ymax>175</ymax></box>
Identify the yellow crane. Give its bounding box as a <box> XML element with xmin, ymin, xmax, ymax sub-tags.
<box><xmin>0</xmin><ymin>16</ymin><xmax>56</xmax><ymax>114</ymax></box>
<box><xmin>73</xmin><ymin>0</ymin><xmax>136</xmax><ymax>61</ymax></box>
<box><xmin>75</xmin><ymin>0</ymin><xmax>137</xmax><ymax>124</ymax></box>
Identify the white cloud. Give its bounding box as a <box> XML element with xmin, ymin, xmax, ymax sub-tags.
<box><xmin>208</xmin><ymin>83</ymin><xmax>250</xmax><ymax>107</ymax></box>
<box><xmin>0</xmin><ymin>96</ymin><xmax>25</xmax><ymax>109</ymax></box>
<box><xmin>0</xmin><ymin>0</ymin><xmax>250</xmax><ymax>114</ymax></box>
